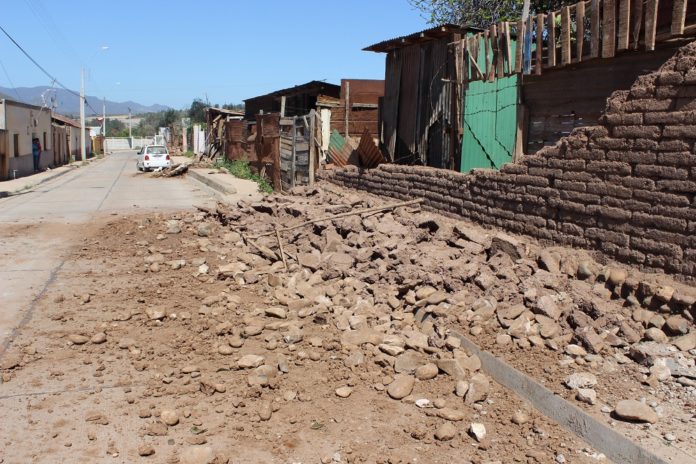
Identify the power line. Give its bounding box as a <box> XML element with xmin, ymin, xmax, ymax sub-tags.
<box><xmin>0</xmin><ymin>57</ymin><xmax>22</xmax><ymax>101</ymax></box>
<box><xmin>0</xmin><ymin>23</ymin><xmax>100</xmax><ymax>115</ymax></box>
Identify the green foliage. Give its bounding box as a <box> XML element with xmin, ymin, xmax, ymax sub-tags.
<box><xmin>182</xmin><ymin>150</ymin><xmax>195</xmax><ymax>158</ymax></box>
<box><xmin>216</xmin><ymin>158</ymin><xmax>273</xmax><ymax>194</ymax></box>
<box><xmin>188</xmin><ymin>99</ymin><xmax>207</xmax><ymax>124</ymax></box>
<box><xmin>409</xmin><ymin>0</ymin><xmax>574</xmax><ymax>29</ymax></box>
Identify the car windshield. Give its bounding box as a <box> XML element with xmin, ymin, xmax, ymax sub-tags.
<box><xmin>147</xmin><ymin>146</ymin><xmax>168</xmax><ymax>155</ymax></box>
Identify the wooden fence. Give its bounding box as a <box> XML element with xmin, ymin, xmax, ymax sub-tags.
<box><xmin>456</xmin><ymin>0</ymin><xmax>696</xmax><ymax>82</ymax></box>
<box><xmin>279</xmin><ymin>111</ymin><xmax>321</xmax><ymax>190</ymax></box>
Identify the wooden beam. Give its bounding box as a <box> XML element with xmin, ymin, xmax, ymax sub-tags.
<box><xmin>645</xmin><ymin>0</ymin><xmax>659</xmax><ymax>51</ymax></box>
<box><xmin>484</xmin><ymin>29</ymin><xmax>491</xmax><ymax>80</ymax></box>
<box><xmin>496</xmin><ymin>25</ymin><xmax>505</xmax><ymax>78</ymax></box>
<box><xmin>618</xmin><ymin>0</ymin><xmax>631</xmax><ymax>50</ymax></box>
<box><xmin>602</xmin><ymin>0</ymin><xmax>616</xmax><ymax>58</ymax></box>
<box><xmin>515</xmin><ymin>19</ymin><xmax>524</xmax><ymax>73</ymax></box>
<box><xmin>576</xmin><ymin>1</ymin><xmax>586</xmax><ymax>61</ymax></box>
<box><xmin>631</xmin><ymin>0</ymin><xmax>643</xmax><ymax>49</ymax></box>
<box><xmin>561</xmin><ymin>6</ymin><xmax>572</xmax><ymax>65</ymax></box>
<box><xmin>672</xmin><ymin>0</ymin><xmax>687</xmax><ymax>35</ymax></box>
<box><xmin>467</xmin><ymin>46</ymin><xmax>484</xmax><ymax>81</ymax></box>
<box><xmin>505</xmin><ymin>22</ymin><xmax>513</xmax><ymax>75</ymax></box>
<box><xmin>490</xmin><ymin>24</ymin><xmax>499</xmax><ymax>80</ymax></box>
<box><xmin>590</xmin><ymin>0</ymin><xmax>600</xmax><ymax>58</ymax></box>
<box><xmin>547</xmin><ymin>11</ymin><xmax>556</xmax><ymax>67</ymax></box>
<box><xmin>536</xmin><ymin>13</ymin><xmax>544</xmax><ymax>74</ymax></box>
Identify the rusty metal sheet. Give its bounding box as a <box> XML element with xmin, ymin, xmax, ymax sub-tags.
<box><xmin>356</xmin><ymin>128</ymin><xmax>385</xmax><ymax>169</ymax></box>
<box><xmin>327</xmin><ymin>130</ymin><xmax>358</xmax><ymax>167</ymax></box>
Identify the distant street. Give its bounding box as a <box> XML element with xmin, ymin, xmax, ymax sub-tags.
<box><xmin>0</xmin><ymin>151</ymin><xmax>214</xmax><ymax>350</ymax></box>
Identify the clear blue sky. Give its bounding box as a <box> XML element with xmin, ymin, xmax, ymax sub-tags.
<box><xmin>0</xmin><ymin>0</ymin><xmax>428</xmax><ymax>109</ymax></box>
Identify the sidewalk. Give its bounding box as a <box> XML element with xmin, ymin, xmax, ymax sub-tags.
<box><xmin>0</xmin><ymin>156</ymin><xmax>103</xmax><ymax>198</ymax></box>
<box><xmin>171</xmin><ymin>156</ymin><xmax>263</xmax><ymax>201</ymax></box>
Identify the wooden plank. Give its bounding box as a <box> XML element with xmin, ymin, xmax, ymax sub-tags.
<box><xmin>536</xmin><ymin>14</ymin><xmax>544</xmax><ymax>75</ymax></box>
<box><xmin>496</xmin><ymin>25</ymin><xmax>505</xmax><ymax>77</ymax></box>
<box><xmin>645</xmin><ymin>0</ymin><xmax>659</xmax><ymax>51</ymax></box>
<box><xmin>547</xmin><ymin>11</ymin><xmax>556</xmax><ymax>67</ymax></box>
<box><xmin>505</xmin><ymin>22</ymin><xmax>513</xmax><ymax>74</ymax></box>
<box><xmin>524</xmin><ymin>15</ymin><xmax>532</xmax><ymax>74</ymax></box>
<box><xmin>561</xmin><ymin>6</ymin><xmax>572</xmax><ymax>65</ymax></box>
<box><xmin>590</xmin><ymin>0</ymin><xmax>600</xmax><ymax>58</ymax></box>
<box><xmin>602</xmin><ymin>0</ymin><xmax>616</xmax><ymax>58</ymax></box>
<box><xmin>672</xmin><ymin>0</ymin><xmax>687</xmax><ymax>35</ymax></box>
<box><xmin>344</xmin><ymin>81</ymin><xmax>350</xmax><ymax>138</ymax></box>
<box><xmin>467</xmin><ymin>43</ymin><xmax>484</xmax><ymax>80</ymax></box>
<box><xmin>631</xmin><ymin>0</ymin><xmax>643</xmax><ymax>49</ymax></box>
<box><xmin>483</xmin><ymin>30</ymin><xmax>490</xmax><ymax>79</ymax></box>
<box><xmin>576</xmin><ymin>1</ymin><xmax>586</xmax><ymax>61</ymax></box>
<box><xmin>618</xmin><ymin>0</ymin><xmax>631</xmax><ymax>50</ymax></box>
<box><xmin>515</xmin><ymin>20</ymin><xmax>524</xmax><ymax>73</ymax></box>
<box><xmin>490</xmin><ymin>24</ymin><xmax>499</xmax><ymax>80</ymax></box>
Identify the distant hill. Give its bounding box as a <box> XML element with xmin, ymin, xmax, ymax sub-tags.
<box><xmin>0</xmin><ymin>85</ymin><xmax>171</xmax><ymax>116</ymax></box>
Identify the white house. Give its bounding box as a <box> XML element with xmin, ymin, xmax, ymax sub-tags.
<box><xmin>0</xmin><ymin>99</ymin><xmax>54</xmax><ymax>180</ymax></box>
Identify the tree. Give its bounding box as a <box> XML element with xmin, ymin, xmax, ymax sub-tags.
<box><xmin>409</xmin><ymin>0</ymin><xmax>572</xmax><ymax>29</ymax></box>
<box><xmin>188</xmin><ymin>98</ymin><xmax>207</xmax><ymax>124</ymax></box>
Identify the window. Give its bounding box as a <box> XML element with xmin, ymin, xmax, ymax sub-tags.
<box><xmin>13</xmin><ymin>134</ymin><xmax>19</xmax><ymax>157</ymax></box>
<box><xmin>146</xmin><ymin>146</ymin><xmax>168</xmax><ymax>155</ymax></box>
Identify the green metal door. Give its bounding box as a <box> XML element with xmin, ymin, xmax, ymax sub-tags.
<box><xmin>461</xmin><ymin>37</ymin><xmax>519</xmax><ymax>173</ymax></box>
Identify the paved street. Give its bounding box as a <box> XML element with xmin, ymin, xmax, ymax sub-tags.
<box><xmin>0</xmin><ymin>151</ymin><xmax>214</xmax><ymax>351</ymax></box>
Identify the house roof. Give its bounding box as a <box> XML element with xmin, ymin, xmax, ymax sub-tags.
<box><xmin>206</xmin><ymin>107</ymin><xmax>244</xmax><ymax>117</ymax></box>
<box><xmin>52</xmin><ymin>113</ymin><xmax>81</xmax><ymax>128</ymax></box>
<box><xmin>243</xmin><ymin>80</ymin><xmax>340</xmax><ymax>102</ymax></box>
<box><xmin>0</xmin><ymin>98</ymin><xmax>45</xmax><ymax>111</ymax></box>
<box><xmin>363</xmin><ymin>24</ymin><xmax>481</xmax><ymax>53</ymax></box>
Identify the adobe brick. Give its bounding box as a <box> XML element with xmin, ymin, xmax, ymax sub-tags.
<box><xmin>633</xmin><ymin>211</ymin><xmax>687</xmax><ymax>232</ymax></box>
<box><xmin>593</xmin><ymin>137</ymin><xmax>631</xmax><ymax>151</ymax></box>
<box><xmin>560</xmin><ymin>190</ymin><xmax>601</xmax><ymax>204</ymax></box>
<box><xmin>629</xmin><ymin>85</ymin><xmax>655</xmax><ymax>99</ymax></box>
<box><xmin>633</xmin><ymin>189</ymin><xmax>690</xmax><ymax>206</ymax></box>
<box><xmin>634</xmin><ymin>164</ymin><xmax>689</xmax><ymax>179</ymax></box>
<box><xmin>586</xmin><ymin>182</ymin><xmax>632</xmax><ymax>198</ymax></box>
<box><xmin>644</xmin><ymin>111</ymin><xmax>688</xmax><ymax>124</ymax></box>
<box><xmin>678</xmin><ymin>86</ymin><xmax>696</xmax><ymax>98</ymax></box>
<box><xmin>558</xmin><ymin>210</ymin><xmax>596</xmax><ymax>226</ymax></box>
<box><xmin>528</xmin><ymin>167</ymin><xmax>562</xmax><ymax>178</ymax></box>
<box><xmin>586</xmin><ymin>161</ymin><xmax>632</xmax><ymax>175</ymax></box>
<box><xmin>520</xmin><ymin>194</ymin><xmax>547</xmax><ymax>205</ymax></box>
<box><xmin>571</xmin><ymin>148</ymin><xmax>606</xmax><ymax>161</ymax></box>
<box><xmin>622</xmin><ymin>98</ymin><xmax>674</xmax><ymax>112</ymax></box>
<box><xmin>621</xmin><ymin>199</ymin><xmax>652</xmax><ymax>211</ymax></box>
<box><xmin>516</xmin><ymin>175</ymin><xmax>549</xmax><ymax>187</ymax></box>
<box><xmin>656</xmin><ymin>86</ymin><xmax>680</xmax><ymax>98</ymax></box>
<box><xmin>617</xmin><ymin>248</ymin><xmax>647</xmax><ymax>264</ymax></box>
<box><xmin>632</xmin><ymin>237</ymin><xmax>683</xmax><ymax>258</ymax></box>
<box><xmin>655</xmin><ymin>206</ymin><xmax>696</xmax><ymax>221</ymax></box>
<box><xmin>547</xmin><ymin>158</ymin><xmax>586</xmax><ymax>171</ymax></box>
<box><xmin>606</xmin><ymin>151</ymin><xmax>656</xmax><ymax>164</ymax></box>
<box><xmin>560</xmin><ymin>222</ymin><xmax>585</xmax><ymax>236</ymax></box>
<box><xmin>621</xmin><ymin>177</ymin><xmax>655</xmax><ymax>190</ymax></box>
<box><xmin>663</xmin><ymin>125</ymin><xmax>696</xmax><ymax>138</ymax></box>
<box><xmin>685</xmin><ymin>68</ymin><xmax>696</xmax><ymax>83</ymax></box>
<box><xmin>525</xmin><ymin>157</ymin><xmax>547</xmax><ymax>167</ymax></box>
<box><xmin>605</xmin><ymin>113</ymin><xmax>644</xmax><ymax>125</ymax></box>
<box><xmin>657</xmin><ymin>139</ymin><xmax>692</xmax><ymax>151</ymax></box>
<box><xmin>586</xmin><ymin>204</ymin><xmax>632</xmax><ymax>221</ymax></box>
<box><xmin>612</xmin><ymin>125</ymin><xmax>662</xmax><ymax>139</ymax></box>
<box><xmin>632</xmin><ymin>139</ymin><xmax>660</xmax><ymax>151</ymax></box>
<box><xmin>657</xmin><ymin>152</ymin><xmax>696</xmax><ymax>166</ymax></box>
<box><xmin>675</xmin><ymin>98</ymin><xmax>696</xmax><ymax>111</ymax></box>
<box><xmin>560</xmin><ymin>171</ymin><xmax>596</xmax><ymax>182</ymax></box>
<box><xmin>656</xmin><ymin>179</ymin><xmax>696</xmax><ymax>192</ymax></box>
<box><xmin>500</xmin><ymin>163</ymin><xmax>528</xmax><ymax>174</ymax></box>
<box><xmin>555</xmin><ymin>180</ymin><xmax>586</xmax><ymax>192</ymax></box>
<box><xmin>586</xmin><ymin>228</ymin><xmax>630</xmax><ymax>246</ymax></box>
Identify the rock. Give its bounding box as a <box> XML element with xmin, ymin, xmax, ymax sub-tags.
<box><xmin>387</xmin><ymin>374</ymin><xmax>415</xmax><ymax>400</ymax></box>
<box><xmin>180</xmin><ymin>446</ymin><xmax>215</xmax><ymax>464</ymax></box>
<box><xmin>665</xmin><ymin>316</ymin><xmax>689</xmax><ymax>335</ymax></box>
<box><xmin>629</xmin><ymin>342</ymin><xmax>675</xmax><ymax>365</ymax></box>
<box><xmin>160</xmin><ymin>410</ymin><xmax>179</xmax><ymax>426</ymax></box>
<box><xmin>415</xmin><ymin>286</ymin><xmax>437</xmax><ymax>300</ymax></box>
<box><xmin>138</xmin><ymin>444</ymin><xmax>155</xmax><ymax>456</ymax></box>
<box><xmin>265</xmin><ymin>307</ymin><xmax>287</xmax><ymax>319</ymax></box>
<box><xmin>455</xmin><ymin>380</ymin><xmax>469</xmax><ymax>397</ymax></box>
<box><xmin>335</xmin><ymin>386</ymin><xmax>353</xmax><ymax>398</ymax></box>
<box><xmin>644</xmin><ymin>327</ymin><xmax>668</xmax><ymax>343</ymax></box>
<box><xmin>469</xmin><ymin>423</ymin><xmax>486</xmax><ymax>442</ymax></box>
<box><xmin>565</xmin><ymin>344</ymin><xmax>587</xmax><ymax>357</ymax></box>
<box><xmin>434</xmin><ymin>422</ymin><xmax>457</xmax><ymax>441</ymax></box>
<box><xmin>607</xmin><ymin>268</ymin><xmax>627</xmax><ymax>286</ymax></box>
<box><xmin>614</xmin><ymin>400</ymin><xmax>658</xmax><ymax>424</ymax></box>
<box><xmin>577</xmin><ymin>260</ymin><xmax>596</xmax><ymax>280</ymax></box>
<box><xmin>437</xmin><ymin>407</ymin><xmax>465</xmax><ymax>421</ymax></box>
<box><xmin>490</xmin><ymin>233</ymin><xmax>525</xmax><ymax>260</ymax></box>
<box><xmin>576</xmin><ymin>388</ymin><xmax>597</xmax><ymax>405</ymax></box>
<box><xmin>68</xmin><ymin>334</ymin><xmax>89</xmax><ymax>345</ymax></box>
<box><xmin>654</xmin><ymin>285</ymin><xmax>675</xmax><ymax>303</ymax></box>
<box><xmin>165</xmin><ymin>220</ymin><xmax>181</xmax><ymax>234</ymax></box>
<box><xmin>415</xmin><ymin>363</ymin><xmax>439</xmax><ymax>380</ymax></box>
<box><xmin>564</xmin><ymin>373</ymin><xmax>597</xmax><ymax>390</ymax></box>
<box><xmin>534</xmin><ymin>295</ymin><xmax>560</xmax><ymax>320</ymax></box>
<box><xmin>511</xmin><ymin>410</ymin><xmax>529</xmax><ymax>425</ymax></box>
<box><xmin>379</xmin><ymin>344</ymin><xmax>404</xmax><ymax>356</ymax></box>
<box><xmin>538</xmin><ymin>250</ymin><xmax>560</xmax><ymax>273</ymax></box>
<box><xmin>445</xmin><ymin>336</ymin><xmax>462</xmax><ymax>350</ymax></box>
<box><xmin>196</xmin><ymin>223</ymin><xmax>212</xmax><ymax>237</ymax></box>
<box><xmin>238</xmin><ymin>355</ymin><xmax>265</xmax><ymax>369</ymax></box>
<box><xmin>496</xmin><ymin>334</ymin><xmax>512</xmax><ymax>345</ymax></box>
<box><xmin>90</xmin><ymin>332</ymin><xmax>107</xmax><ymax>344</ymax></box>
<box><xmin>145</xmin><ymin>308</ymin><xmax>165</xmax><ymax>321</ymax></box>
<box><xmin>258</xmin><ymin>401</ymin><xmax>272</xmax><ymax>421</ymax></box>
<box><xmin>394</xmin><ymin>351</ymin><xmax>425</xmax><ymax>374</ymax></box>
<box><xmin>341</xmin><ymin>329</ymin><xmax>383</xmax><ymax>347</ymax></box>
<box><xmin>649</xmin><ymin>364</ymin><xmax>671</xmax><ymax>382</ymax></box>
<box><xmin>436</xmin><ymin>358</ymin><xmax>466</xmax><ymax>380</ymax></box>
<box><xmin>465</xmin><ymin>373</ymin><xmax>490</xmax><ymax>404</ymax></box>
<box><xmin>536</xmin><ymin>315</ymin><xmax>562</xmax><ymax>339</ymax></box>
<box><xmin>673</xmin><ymin>332</ymin><xmax>696</xmax><ymax>352</ymax></box>
<box><xmin>457</xmin><ymin>354</ymin><xmax>481</xmax><ymax>372</ymax></box>
<box><xmin>575</xmin><ymin>327</ymin><xmax>606</xmax><ymax>354</ymax></box>
<box><xmin>218</xmin><ymin>344</ymin><xmax>234</xmax><ymax>355</ymax></box>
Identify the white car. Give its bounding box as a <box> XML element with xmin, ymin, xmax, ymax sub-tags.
<box><xmin>136</xmin><ymin>145</ymin><xmax>171</xmax><ymax>171</ymax></box>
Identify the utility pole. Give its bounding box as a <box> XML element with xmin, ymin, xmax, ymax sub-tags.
<box><xmin>102</xmin><ymin>97</ymin><xmax>106</xmax><ymax>136</ymax></box>
<box><xmin>80</xmin><ymin>67</ymin><xmax>86</xmax><ymax>162</ymax></box>
<box><xmin>128</xmin><ymin>107</ymin><xmax>132</xmax><ymax>139</ymax></box>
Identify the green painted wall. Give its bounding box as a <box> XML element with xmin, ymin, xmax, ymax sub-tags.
<box><xmin>461</xmin><ymin>36</ymin><xmax>519</xmax><ymax>173</ymax></box>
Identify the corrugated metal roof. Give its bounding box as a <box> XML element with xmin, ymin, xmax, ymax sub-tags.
<box><xmin>243</xmin><ymin>80</ymin><xmax>341</xmax><ymax>102</ymax></box>
<box><xmin>51</xmin><ymin>113</ymin><xmax>81</xmax><ymax>128</ymax></box>
<box><xmin>363</xmin><ymin>24</ymin><xmax>481</xmax><ymax>53</ymax></box>
<box><xmin>356</xmin><ymin>128</ymin><xmax>385</xmax><ymax>168</ymax></box>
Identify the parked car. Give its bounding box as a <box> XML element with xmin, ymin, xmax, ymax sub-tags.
<box><xmin>136</xmin><ymin>145</ymin><xmax>171</xmax><ymax>171</ymax></box>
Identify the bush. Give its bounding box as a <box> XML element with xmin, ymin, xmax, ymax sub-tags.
<box><xmin>216</xmin><ymin>158</ymin><xmax>273</xmax><ymax>194</ymax></box>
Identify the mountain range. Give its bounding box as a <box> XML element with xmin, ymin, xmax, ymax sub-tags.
<box><xmin>0</xmin><ymin>86</ymin><xmax>171</xmax><ymax>116</ymax></box>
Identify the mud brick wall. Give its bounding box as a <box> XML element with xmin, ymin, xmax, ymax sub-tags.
<box><xmin>322</xmin><ymin>41</ymin><xmax>696</xmax><ymax>277</ymax></box>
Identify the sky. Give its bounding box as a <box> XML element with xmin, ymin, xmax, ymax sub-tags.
<box><xmin>0</xmin><ymin>0</ymin><xmax>428</xmax><ymax>109</ymax></box>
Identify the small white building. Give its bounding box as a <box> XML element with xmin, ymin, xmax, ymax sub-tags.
<box><xmin>0</xmin><ymin>99</ymin><xmax>54</xmax><ymax>180</ymax></box>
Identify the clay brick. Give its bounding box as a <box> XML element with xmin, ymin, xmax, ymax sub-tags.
<box><xmin>629</xmin><ymin>85</ymin><xmax>655</xmax><ymax>99</ymax></box>
<box><xmin>547</xmin><ymin>158</ymin><xmax>586</xmax><ymax>171</ymax></box>
<box><xmin>632</xmin><ymin>139</ymin><xmax>660</xmax><ymax>151</ymax></box>
<box><xmin>571</xmin><ymin>149</ymin><xmax>606</xmax><ymax>161</ymax></box>
<box><xmin>593</xmin><ymin>137</ymin><xmax>631</xmax><ymax>150</ymax></box>
<box><xmin>622</xmin><ymin>99</ymin><xmax>674</xmax><ymax>112</ymax></box>
<box><xmin>612</xmin><ymin>125</ymin><xmax>662</xmax><ymax>139</ymax></box>
<box><xmin>560</xmin><ymin>190</ymin><xmax>601</xmax><ymax>204</ymax></box>
<box><xmin>500</xmin><ymin>163</ymin><xmax>527</xmax><ymax>174</ymax></box>
<box><xmin>554</xmin><ymin>180</ymin><xmax>586</xmax><ymax>192</ymax></box>
<box><xmin>621</xmin><ymin>199</ymin><xmax>652</xmax><ymax>211</ymax></box>
<box><xmin>606</xmin><ymin>151</ymin><xmax>656</xmax><ymax>164</ymax></box>
<box><xmin>560</xmin><ymin>222</ymin><xmax>585</xmax><ymax>236</ymax></box>
<box><xmin>644</xmin><ymin>111</ymin><xmax>688</xmax><ymax>124</ymax></box>
<box><xmin>516</xmin><ymin>175</ymin><xmax>549</xmax><ymax>187</ymax></box>
<box><xmin>634</xmin><ymin>189</ymin><xmax>691</xmax><ymax>206</ymax></box>
<box><xmin>663</xmin><ymin>125</ymin><xmax>696</xmax><ymax>138</ymax></box>
<box><xmin>521</xmin><ymin>194</ymin><xmax>548</xmax><ymax>205</ymax></box>
<box><xmin>658</xmin><ymin>139</ymin><xmax>692</xmax><ymax>151</ymax></box>
<box><xmin>586</xmin><ymin>182</ymin><xmax>632</xmax><ymax>198</ymax></box>
<box><xmin>586</xmin><ymin>228</ymin><xmax>629</xmax><ymax>246</ymax></box>
<box><xmin>685</xmin><ymin>68</ymin><xmax>696</xmax><ymax>83</ymax></box>
<box><xmin>525</xmin><ymin>157</ymin><xmax>547</xmax><ymax>167</ymax></box>
<box><xmin>587</xmin><ymin>204</ymin><xmax>632</xmax><ymax>221</ymax></box>
<box><xmin>656</xmin><ymin>86</ymin><xmax>680</xmax><ymax>98</ymax></box>
<box><xmin>632</xmin><ymin>237</ymin><xmax>683</xmax><ymax>258</ymax></box>
<box><xmin>675</xmin><ymin>98</ymin><xmax>696</xmax><ymax>111</ymax></box>
<box><xmin>658</xmin><ymin>180</ymin><xmax>696</xmax><ymax>194</ymax></box>
<box><xmin>621</xmin><ymin>177</ymin><xmax>655</xmax><ymax>190</ymax></box>
<box><xmin>558</xmin><ymin>211</ymin><xmax>596</xmax><ymax>226</ymax></box>
<box><xmin>605</xmin><ymin>113</ymin><xmax>644</xmax><ymax>125</ymax></box>
<box><xmin>528</xmin><ymin>167</ymin><xmax>562</xmax><ymax>178</ymax></box>
<box><xmin>586</xmin><ymin>161</ymin><xmax>632</xmax><ymax>176</ymax></box>
<box><xmin>634</xmin><ymin>164</ymin><xmax>689</xmax><ymax>179</ymax></box>
<box><xmin>632</xmin><ymin>212</ymin><xmax>687</xmax><ymax>232</ymax></box>
<box><xmin>559</xmin><ymin>171</ymin><xmax>596</xmax><ymax>182</ymax></box>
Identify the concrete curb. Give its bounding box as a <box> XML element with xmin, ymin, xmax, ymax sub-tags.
<box><xmin>449</xmin><ymin>330</ymin><xmax>680</xmax><ymax>464</ymax></box>
<box><xmin>0</xmin><ymin>156</ymin><xmax>105</xmax><ymax>198</ymax></box>
<box><xmin>187</xmin><ymin>169</ymin><xmax>238</xmax><ymax>195</ymax></box>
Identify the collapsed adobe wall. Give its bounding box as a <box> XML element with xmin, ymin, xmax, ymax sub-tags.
<box><xmin>321</xmin><ymin>41</ymin><xmax>696</xmax><ymax>277</ymax></box>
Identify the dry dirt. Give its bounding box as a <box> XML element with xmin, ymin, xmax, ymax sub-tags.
<box><xmin>0</xmin><ymin>184</ymin><xmax>694</xmax><ymax>464</ymax></box>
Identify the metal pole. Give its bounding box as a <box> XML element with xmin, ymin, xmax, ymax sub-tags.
<box><xmin>79</xmin><ymin>67</ymin><xmax>86</xmax><ymax>162</ymax></box>
<box><xmin>102</xmin><ymin>97</ymin><xmax>106</xmax><ymax>140</ymax></box>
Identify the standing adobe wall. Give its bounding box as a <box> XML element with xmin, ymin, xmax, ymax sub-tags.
<box><xmin>321</xmin><ymin>41</ymin><xmax>696</xmax><ymax>277</ymax></box>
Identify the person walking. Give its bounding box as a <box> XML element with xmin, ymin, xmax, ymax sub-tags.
<box><xmin>32</xmin><ymin>137</ymin><xmax>42</xmax><ymax>172</ymax></box>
